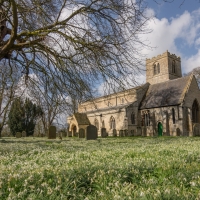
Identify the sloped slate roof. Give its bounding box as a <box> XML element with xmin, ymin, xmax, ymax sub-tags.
<box><xmin>74</xmin><ymin>113</ymin><xmax>90</xmax><ymax>125</ymax></box>
<box><xmin>140</xmin><ymin>76</ymin><xmax>191</xmax><ymax>109</ymax></box>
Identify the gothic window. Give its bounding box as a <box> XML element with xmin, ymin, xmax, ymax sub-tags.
<box><xmin>157</xmin><ymin>63</ymin><xmax>160</xmax><ymax>74</ymax></box>
<box><xmin>110</xmin><ymin>116</ymin><xmax>116</xmax><ymax>129</ymax></box>
<box><xmin>192</xmin><ymin>99</ymin><xmax>199</xmax><ymax>123</ymax></box>
<box><xmin>172</xmin><ymin>60</ymin><xmax>176</xmax><ymax>73</ymax></box>
<box><xmin>143</xmin><ymin>111</ymin><xmax>150</xmax><ymax>126</ymax></box>
<box><xmin>131</xmin><ymin>112</ymin><xmax>135</xmax><ymax>124</ymax></box>
<box><xmin>153</xmin><ymin>64</ymin><xmax>157</xmax><ymax>75</ymax></box>
<box><xmin>172</xmin><ymin>108</ymin><xmax>175</xmax><ymax>124</ymax></box>
<box><xmin>94</xmin><ymin>118</ymin><xmax>99</xmax><ymax>130</ymax></box>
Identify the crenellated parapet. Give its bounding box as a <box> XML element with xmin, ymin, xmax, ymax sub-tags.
<box><xmin>146</xmin><ymin>50</ymin><xmax>181</xmax><ymax>64</ymax></box>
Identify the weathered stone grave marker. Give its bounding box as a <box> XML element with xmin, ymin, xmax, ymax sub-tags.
<box><xmin>22</xmin><ymin>131</ymin><xmax>26</xmax><ymax>137</ymax></box>
<box><xmin>101</xmin><ymin>128</ymin><xmax>107</xmax><ymax>138</ymax></box>
<box><xmin>119</xmin><ymin>130</ymin><xmax>124</xmax><ymax>137</ymax></box>
<box><xmin>86</xmin><ymin>125</ymin><xmax>97</xmax><ymax>140</ymax></box>
<box><xmin>79</xmin><ymin>128</ymin><xmax>85</xmax><ymax>138</ymax></box>
<box><xmin>48</xmin><ymin>126</ymin><xmax>56</xmax><ymax>139</ymax></box>
<box><xmin>193</xmin><ymin>124</ymin><xmax>200</xmax><ymax>136</ymax></box>
<box><xmin>16</xmin><ymin>132</ymin><xmax>22</xmax><ymax>138</ymax></box>
<box><xmin>124</xmin><ymin>129</ymin><xmax>128</xmax><ymax>136</ymax></box>
<box><xmin>68</xmin><ymin>131</ymin><xmax>72</xmax><ymax>137</ymax></box>
<box><xmin>113</xmin><ymin>129</ymin><xmax>117</xmax><ymax>137</ymax></box>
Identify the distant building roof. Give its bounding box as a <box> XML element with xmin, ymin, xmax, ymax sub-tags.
<box><xmin>140</xmin><ymin>75</ymin><xmax>191</xmax><ymax>109</ymax></box>
<box><xmin>74</xmin><ymin>113</ymin><xmax>90</xmax><ymax>125</ymax></box>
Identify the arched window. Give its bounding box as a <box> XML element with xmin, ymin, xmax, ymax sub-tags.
<box><xmin>172</xmin><ymin>108</ymin><xmax>175</xmax><ymax>124</ymax></box>
<box><xmin>110</xmin><ymin>116</ymin><xmax>116</xmax><ymax>129</ymax></box>
<box><xmin>131</xmin><ymin>112</ymin><xmax>135</xmax><ymax>124</ymax></box>
<box><xmin>94</xmin><ymin>119</ymin><xmax>99</xmax><ymax>130</ymax></box>
<box><xmin>192</xmin><ymin>99</ymin><xmax>199</xmax><ymax>123</ymax></box>
<box><xmin>144</xmin><ymin>112</ymin><xmax>150</xmax><ymax>126</ymax></box>
<box><xmin>172</xmin><ymin>60</ymin><xmax>176</xmax><ymax>73</ymax></box>
<box><xmin>153</xmin><ymin>64</ymin><xmax>157</xmax><ymax>75</ymax></box>
<box><xmin>121</xmin><ymin>98</ymin><xmax>124</xmax><ymax>104</ymax></box>
<box><xmin>157</xmin><ymin>63</ymin><xmax>160</xmax><ymax>74</ymax></box>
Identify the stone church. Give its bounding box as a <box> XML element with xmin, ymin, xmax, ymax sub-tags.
<box><xmin>67</xmin><ymin>51</ymin><xmax>200</xmax><ymax>137</ymax></box>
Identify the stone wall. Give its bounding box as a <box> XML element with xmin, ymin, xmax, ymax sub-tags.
<box><xmin>146</xmin><ymin>51</ymin><xmax>182</xmax><ymax>85</ymax></box>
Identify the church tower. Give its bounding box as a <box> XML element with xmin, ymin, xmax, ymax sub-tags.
<box><xmin>146</xmin><ymin>51</ymin><xmax>182</xmax><ymax>85</ymax></box>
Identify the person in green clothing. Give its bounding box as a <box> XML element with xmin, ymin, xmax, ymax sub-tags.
<box><xmin>158</xmin><ymin>122</ymin><xmax>163</xmax><ymax>136</ymax></box>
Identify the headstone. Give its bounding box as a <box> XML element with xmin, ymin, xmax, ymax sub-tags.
<box><xmin>130</xmin><ymin>130</ymin><xmax>134</xmax><ymax>136</ymax></box>
<box><xmin>101</xmin><ymin>128</ymin><xmax>107</xmax><ymax>138</ymax></box>
<box><xmin>86</xmin><ymin>125</ymin><xmax>97</xmax><ymax>140</ymax></box>
<box><xmin>193</xmin><ymin>124</ymin><xmax>200</xmax><ymax>136</ymax></box>
<box><xmin>16</xmin><ymin>132</ymin><xmax>22</xmax><ymax>138</ymax></box>
<box><xmin>119</xmin><ymin>130</ymin><xmax>124</xmax><ymax>137</ymax></box>
<box><xmin>124</xmin><ymin>129</ymin><xmax>128</xmax><ymax>136</ymax></box>
<box><xmin>74</xmin><ymin>132</ymin><xmax>78</xmax><ymax>137</ymax></box>
<box><xmin>79</xmin><ymin>128</ymin><xmax>85</xmax><ymax>138</ymax></box>
<box><xmin>176</xmin><ymin>128</ymin><xmax>181</xmax><ymax>136</ymax></box>
<box><xmin>22</xmin><ymin>131</ymin><xmax>26</xmax><ymax>137</ymax></box>
<box><xmin>48</xmin><ymin>126</ymin><xmax>56</xmax><ymax>139</ymax></box>
<box><xmin>113</xmin><ymin>129</ymin><xmax>117</xmax><ymax>137</ymax></box>
<box><xmin>68</xmin><ymin>131</ymin><xmax>72</xmax><ymax>137</ymax></box>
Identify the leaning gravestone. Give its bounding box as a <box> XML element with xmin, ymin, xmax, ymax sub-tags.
<box><xmin>101</xmin><ymin>128</ymin><xmax>107</xmax><ymax>138</ymax></box>
<box><xmin>79</xmin><ymin>128</ymin><xmax>85</xmax><ymax>138</ymax></box>
<box><xmin>113</xmin><ymin>129</ymin><xmax>117</xmax><ymax>137</ymax></box>
<box><xmin>22</xmin><ymin>131</ymin><xmax>26</xmax><ymax>137</ymax></box>
<box><xmin>48</xmin><ymin>126</ymin><xmax>56</xmax><ymax>139</ymax></box>
<box><xmin>16</xmin><ymin>132</ymin><xmax>22</xmax><ymax>138</ymax></box>
<box><xmin>86</xmin><ymin>125</ymin><xmax>97</xmax><ymax>140</ymax></box>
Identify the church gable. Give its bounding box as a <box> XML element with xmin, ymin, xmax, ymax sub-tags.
<box><xmin>74</xmin><ymin>113</ymin><xmax>90</xmax><ymax>125</ymax></box>
<box><xmin>140</xmin><ymin>75</ymin><xmax>191</xmax><ymax>109</ymax></box>
<box><xmin>183</xmin><ymin>75</ymin><xmax>200</xmax><ymax>108</ymax></box>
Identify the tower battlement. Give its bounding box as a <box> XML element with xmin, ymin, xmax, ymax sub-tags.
<box><xmin>146</xmin><ymin>51</ymin><xmax>182</xmax><ymax>85</ymax></box>
<box><xmin>146</xmin><ymin>51</ymin><xmax>181</xmax><ymax>64</ymax></box>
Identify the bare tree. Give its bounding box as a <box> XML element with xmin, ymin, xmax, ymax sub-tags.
<box><xmin>0</xmin><ymin>0</ymin><xmax>151</xmax><ymax>102</ymax></box>
<box><xmin>0</xmin><ymin>59</ymin><xmax>22</xmax><ymax>137</ymax></box>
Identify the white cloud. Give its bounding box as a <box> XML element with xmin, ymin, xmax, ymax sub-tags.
<box><xmin>139</xmin><ymin>8</ymin><xmax>200</xmax><ymax>74</ymax></box>
<box><xmin>182</xmin><ymin>50</ymin><xmax>200</xmax><ymax>73</ymax></box>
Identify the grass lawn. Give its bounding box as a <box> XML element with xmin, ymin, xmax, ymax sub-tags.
<box><xmin>0</xmin><ymin>136</ymin><xmax>200</xmax><ymax>199</ymax></box>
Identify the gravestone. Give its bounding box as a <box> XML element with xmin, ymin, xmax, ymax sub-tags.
<box><xmin>193</xmin><ymin>124</ymin><xmax>200</xmax><ymax>136</ymax></box>
<box><xmin>130</xmin><ymin>130</ymin><xmax>134</xmax><ymax>136</ymax></box>
<box><xmin>86</xmin><ymin>125</ymin><xmax>97</xmax><ymax>140</ymax></box>
<box><xmin>113</xmin><ymin>129</ymin><xmax>117</xmax><ymax>137</ymax></box>
<box><xmin>124</xmin><ymin>129</ymin><xmax>128</xmax><ymax>136</ymax></box>
<box><xmin>74</xmin><ymin>132</ymin><xmax>78</xmax><ymax>137</ymax></box>
<box><xmin>68</xmin><ymin>131</ymin><xmax>72</xmax><ymax>137</ymax></box>
<box><xmin>119</xmin><ymin>130</ymin><xmax>124</xmax><ymax>137</ymax></box>
<box><xmin>176</xmin><ymin>128</ymin><xmax>181</xmax><ymax>136</ymax></box>
<box><xmin>22</xmin><ymin>131</ymin><xmax>26</xmax><ymax>137</ymax></box>
<box><xmin>16</xmin><ymin>132</ymin><xmax>22</xmax><ymax>138</ymax></box>
<box><xmin>48</xmin><ymin>126</ymin><xmax>56</xmax><ymax>139</ymax></box>
<box><xmin>79</xmin><ymin>128</ymin><xmax>85</xmax><ymax>138</ymax></box>
<box><xmin>101</xmin><ymin>128</ymin><xmax>107</xmax><ymax>138</ymax></box>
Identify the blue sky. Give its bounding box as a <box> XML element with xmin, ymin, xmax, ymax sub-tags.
<box><xmin>138</xmin><ymin>0</ymin><xmax>200</xmax><ymax>79</ymax></box>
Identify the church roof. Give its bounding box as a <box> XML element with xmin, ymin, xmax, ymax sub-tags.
<box><xmin>140</xmin><ymin>75</ymin><xmax>191</xmax><ymax>109</ymax></box>
<box><xmin>74</xmin><ymin>113</ymin><xmax>90</xmax><ymax>125</ymax></box>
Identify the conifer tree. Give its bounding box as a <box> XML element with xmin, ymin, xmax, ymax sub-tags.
<box><xmin>8</xmin><ymin>98</ymin><xmax>43</xmax><ymax>136</ymax></box>
<box><xmin>8</xmin><ymin>98</ymin><xmax>24</xmax><ymax>136</ymax></box>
